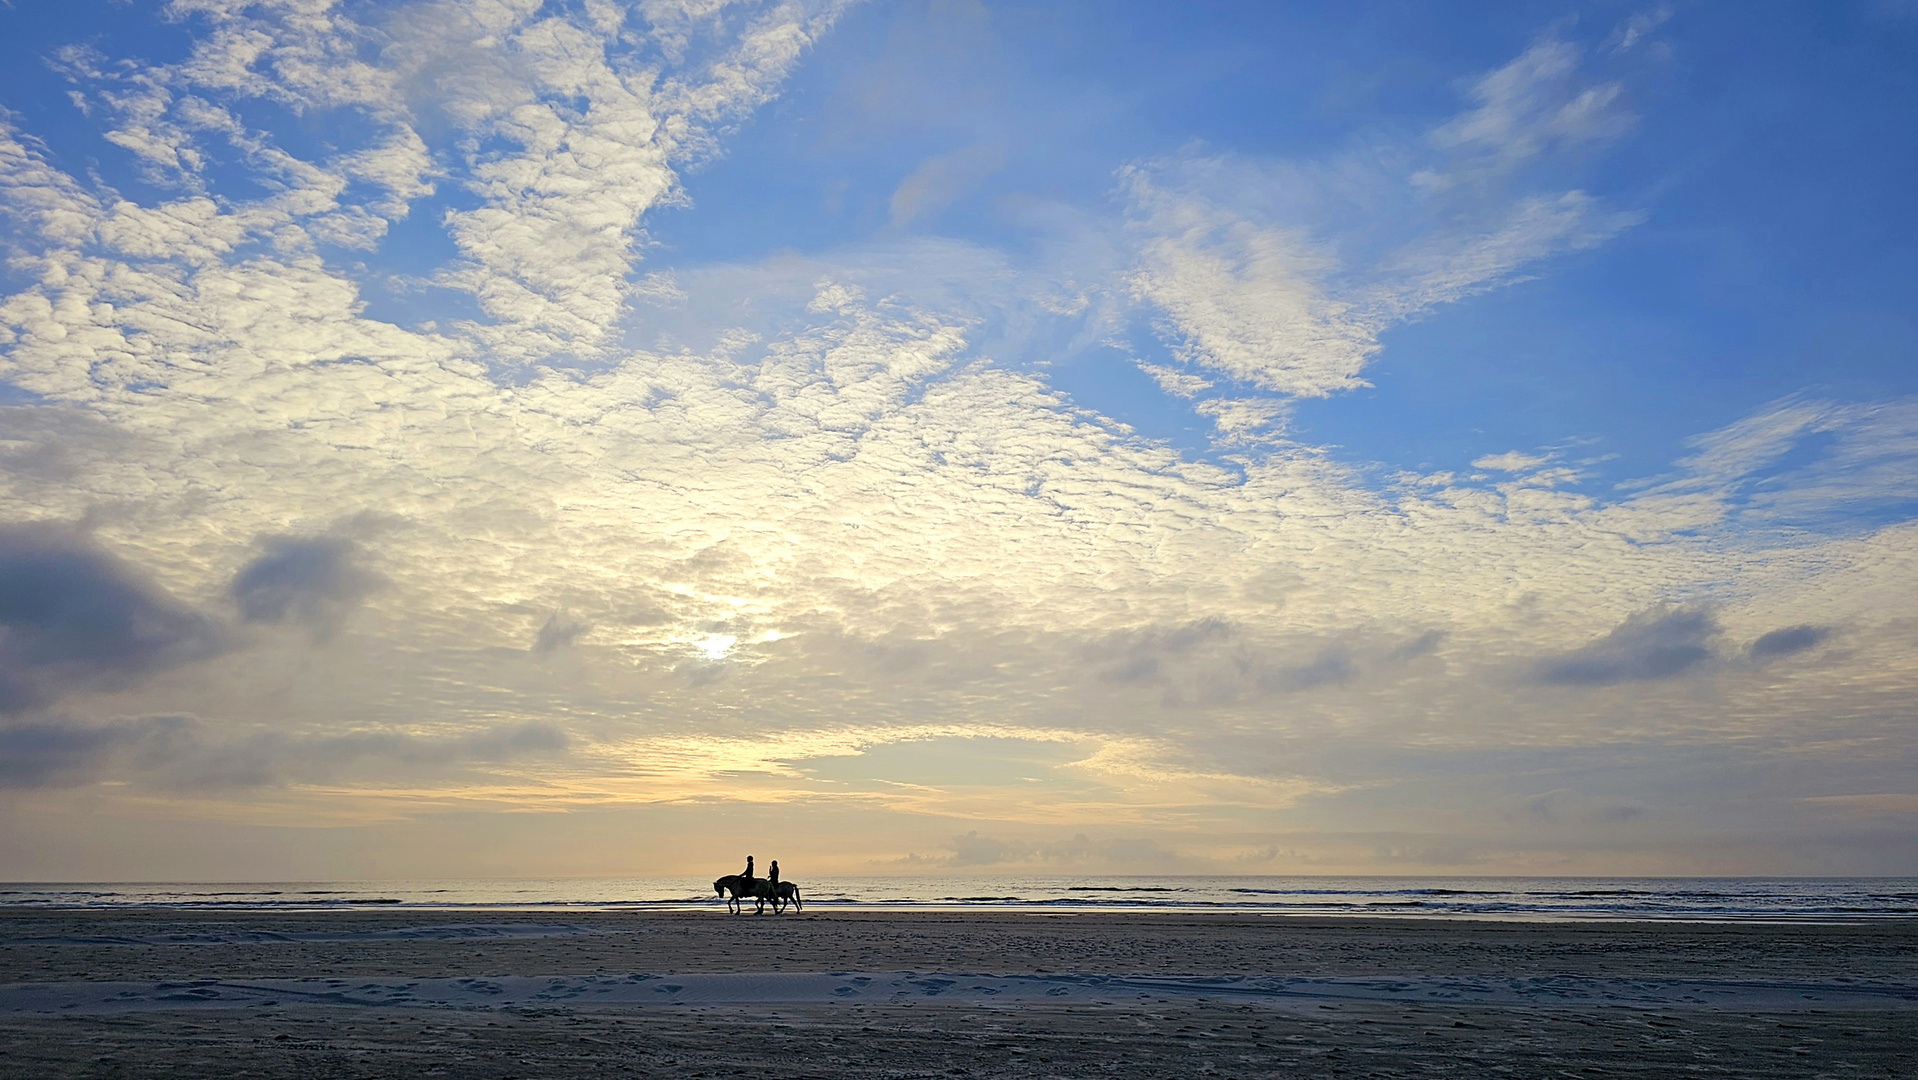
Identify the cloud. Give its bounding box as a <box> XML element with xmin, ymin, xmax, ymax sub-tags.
<box><xmin>900</xmin><ymin>829</ymin><xmax>1184</xmax><ymax>870</ymax></box>
<box><xmin>1749</xmin><ymin>625</ymin><xmax>1829</xmax><ymax>660</ymax></box>
<box><xmin>1135</xmin><ymin>361</ymin><xmax>1212</xmax><ymax>398</ymax></box>
<box><xmin>1533</xmin><ymin>608</ymin><xmax>1717</xmax><ymax>686</ymax></box>
<box><xmin>0</xmin><ymin>525</ymin><xmax>223</xmax><ymax>712</ymax></box>
<box><xmin>0</xmin><ymin>714</ymin><xmax>569</xmax><ymax>790</ymax></box>
<box><xmin>1194</xmin><ymin>396</ymin><xmax>1289</xmax><ymax>441</ymax></box>
<box><xmin>430</xmin><ymin>0</ymin><xmax>848</xmax><ymax>357</ymax></box>
<box><xmin>1473</xmin><ymin>451</ymin><xmax>1550</xmax><ymax>472</ymax></box>
<box><xmin>1657</xmin><ymin>396</ymin><xmax>1918</xmax><ymax>531</ymax></box>
<box><xmin>0</xmin><ymin>715</ymin><xmax>184</xmax><ymax>789</ymax></box>
<box><xmin>1088</xmin><ymin>618</ymin><xmax>1233</xmax><ymax>683</ymax></box>
<box><xmin>890</xmin><ymin>142</ymin><xmax>1008</xmax><ymax>228</ymax></box>
<box><xmin>1503</xmin><ymin>788</ymin><xmax>1649</xmax><ymax>825</ymax></box>
<box><xmin>534</xmin><ymin>613</ymin><xmax>590</xmax><ymax>652</ymax></box>
<box><xmin>1385</xmin><ymin>630</ymin><xmax>1447</xmax><ymax>664</ymax></box>
<box><xmin>1425</xmin><ymin>36</ymin><xmax>1636</xmax><ymax>175</ymax></box>
<box><xmin>1606</xmin><ymin>7</ymin><xmax>1673</xmax><ymax>54</ymax></box>
<box><xmin>1592</xmin><ymin>803</ymin><xmax>1646</xmax><ymax>823</ymax></box>
<box><xmin>57</xmin><ymin>0</ymin><xmax>849</xmax><ymax>363</ymax></box>
<box><xmin>1260</xmin><ymin>645</ymin><xmax>1357</xmax><ymax>693</ymax></box>
<box><xmin>1377</xmin><ymin>191</ymin><xmax>1645</xmax><ymax>318</ymax></box>
<box><xmin>1119</xmin><ymin>31</ymin><xmax>1645</xmax><ymax>417</ymax></box>
<box><xmin>338</xmin><ymin>127</ymin><xmax>438</xmax><ymax>220</ymax></box>
<box><xmin>0</xmin><ymin>5</ymin><xmax>1915</xmax><ymax>877</ymax></box>
<box><xmin>1122</xmin><ymin>160</ymin><xmax>1377</xmax><ymax>398</ymax></box>
<box><xmin>231</xmin><ymin>533</ymin><xmax>384</xmax><ymax>633</ymax></box>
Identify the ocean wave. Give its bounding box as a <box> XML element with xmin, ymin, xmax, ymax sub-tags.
<box><xmin>5</xmin><ymin>877</ymin><xmax>1915</xmax><ymax>922</ymax></box>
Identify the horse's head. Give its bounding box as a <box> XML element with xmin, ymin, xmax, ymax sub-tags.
<box><xmin>713</xmin><ymin>877</ymin><xmax>726</xmax><ymax>897</ymax></box>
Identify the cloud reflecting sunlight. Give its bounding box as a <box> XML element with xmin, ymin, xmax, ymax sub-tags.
<box><xmin>2</xmin><ymin>0</ymin><xmax>1916</xmax><ymax>879</ymax></box>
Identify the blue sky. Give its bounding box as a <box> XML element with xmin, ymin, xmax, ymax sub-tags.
<box><xmin>651</xmin><ymin>1</ymin><xmax>1918</xmax><ymax>488</ymax></box>
<box><xmin>2</xmin><ymin>0</ymin><xmax>1916</xmax><ymax>879</ymax></box>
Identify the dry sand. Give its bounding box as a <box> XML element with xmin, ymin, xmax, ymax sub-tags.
<box><xmin>1</xmin><ymin>907</ymin><xmax>1913</xmax><ymax>1077</ymax></box>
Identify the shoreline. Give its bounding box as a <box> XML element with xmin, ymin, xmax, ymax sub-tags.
<box><xmin>8</xmin><ymin>903</ymin><xmax>1918</xmax><ymax>926</ymax></box>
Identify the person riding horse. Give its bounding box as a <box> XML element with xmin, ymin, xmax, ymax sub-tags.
<box><xmin>712</xmin><ymin>855</ymin><xmax>800</xmax><ymax>914</ymax></box>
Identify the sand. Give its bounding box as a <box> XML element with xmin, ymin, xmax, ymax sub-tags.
<box><xmin>1</xmin><ymin>907</ymin><xmax>1913</xmax><ymax>1077</ymax></box>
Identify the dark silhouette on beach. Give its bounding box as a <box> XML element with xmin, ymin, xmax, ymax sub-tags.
<box><xmin>713</xmin><ymin>855</ymin><xmax>801</xmax><ymax>914</ymax></box>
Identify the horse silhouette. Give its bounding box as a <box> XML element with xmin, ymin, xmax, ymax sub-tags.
<box><xmin>769</xmin><ymin>880</ymin><xmax>802</xmax><ymax>912</ymax></box>
<box><xmin>712</xmin><ymin>874</ymin><xmax>756</xmax><ymax>914</ymax></box>
<box><xmin>712</xmin><ymin>874</ymin><xmax>801</xmax><ymax>914</ymax></box>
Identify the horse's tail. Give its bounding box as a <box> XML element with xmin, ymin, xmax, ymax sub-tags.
<box><xmin>792</xmin><ymin>885</ymin><xmax>802</xmax><ymax>912</ymax></box>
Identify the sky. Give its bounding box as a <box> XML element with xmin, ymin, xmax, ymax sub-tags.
<box><xmin>2</xmin><ymin>0</ymin><xmax>1917</xmax><ymax>881</ymax></box>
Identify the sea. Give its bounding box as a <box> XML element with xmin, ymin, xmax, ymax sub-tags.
<box><xmin>2</xmin><ymin>877</ymin><xmax>1914</xmax><ymax>922</ymax></box>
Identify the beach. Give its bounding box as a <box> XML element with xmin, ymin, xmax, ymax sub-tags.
<box><xmin>1</xmin><ymin>908</ymin><xmax>1913</xmax><ymax>1077</ymax></box>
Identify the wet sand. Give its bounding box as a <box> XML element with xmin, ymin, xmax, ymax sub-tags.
<box><xmin>1</xmin><ymin>907</ymin><xmax>1914</xmax><ymax>1077</ymax></box>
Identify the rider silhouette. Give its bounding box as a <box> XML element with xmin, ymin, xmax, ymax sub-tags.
<box><xmin>741</xmin><ymin>854</ymin><xmax>755</xmax><ymax>883</ymax></box>
<box><xmin>769</xmin><ymin>860</ymin><xmax>780</xmax><ymax>887</ymax></box>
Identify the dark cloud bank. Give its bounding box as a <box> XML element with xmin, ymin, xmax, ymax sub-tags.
<box><xmin>1088</xmin><ymin>619</ymin><xmax>1445</xmax><ymax>703</ymax></box>
<box><xmin>2</xmin><ymin>522</ymin><xmax>567</xmax><ymax>791</ymax></box>
<box><xmin>1534</xmin><ymin>608</ymin><xmax>1832</xmax><ymax>686</ymax></box>
<box><xmin>1534</xmin><ymin>608</ymin><xmax>1717</xmax><ymax>686</ymax></box>
<box><xmin>231</xmin><ymin>532</ymin><xmax>384</xmax><ymax>632</ymax></box>
<box><xmin>1749</xmin><ymin>624</ymin><xmax>1828</xmax><ymax>659</ymax></box>
<box><xmin>0</xmin><ymin>524</ymin><xmax>222</xmax><ymax>713</ymax></box>
<box><xmin>0</xmin><ymin>715</ymin><xmax>569</xmax><ymax>790</ymax></box>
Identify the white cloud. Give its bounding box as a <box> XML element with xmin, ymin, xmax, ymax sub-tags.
<box><xmin>1193</xmin><ymin>397</ymin><xmax>1288</xmax><ymax>441</ymax></box>
<box><xmin>1136</xmin><ymin>362</ymin><xmax>1211</xmax><ymax>399</ymax></box>
<box><xmin>1472</xmin><ymin>451</ymin><xmax>1551</xmax><ymax>472</ymax></box>
<box><xmin>1644</xmin><ymin>396</ymin><xmax>1918</xmax><ymax>529</ymax></box>
<box><xmin>137</xmin><ymin>0</ymin><xmax>850</xmax><ymax>361</ymax></box>
<box><xmin>1117</xmin><ymin>32</ymin><xmax>1647</xmax><ymax>427</ymax></box>
<box><xmin>890</xmin><ymin>142</ymin><xmax>1007</xmax><ymax>228</ymax></box>
<box><xmin>1607</xmin><ymin>7</ymin><xmax>1673</xmax><ymax>54</ymax></box>
<box><xmin>1425</xmin><ymin>36</ymin><xmax>1637</xmax><ymax>176</ymax></box>
<box><xmin>1377</xmin><ymin>191</ymin><xmax>1646</xmax><ymax>319</ymax></box>
<box><xmin>1122</xmin><ymin>162</ymin><xmax>1377</xmax><ymax>398</ymax></box>
<box><xmin>338</xmin><ymin>127</ymin><xmax>438</xmax><ymax>220</ymax></box>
